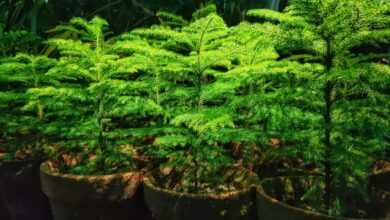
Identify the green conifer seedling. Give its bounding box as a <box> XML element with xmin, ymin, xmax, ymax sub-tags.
<box><xmin>248</xmin><ymin>0</ymin><xmax>389</xmax><ymax>216</ymax></box>
<box><xmin>0</xmin><ymin>53</ymin><xmax>55</xmax><ymax>160</ymax></box>
<box><xmin>31</xmin><ymin>17</ymin><xmax>164</xmax><ymax>175</ymax></box>
<box><xmin>132</xmin><ymin>13</ymin><xmax>250</xmax><ymax>193</ymax></box>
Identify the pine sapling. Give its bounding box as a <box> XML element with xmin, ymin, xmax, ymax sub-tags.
<box><xmin>0</xmin><ymin>54</ymin><xmax>55</xmax><ymax>160</ymax></box>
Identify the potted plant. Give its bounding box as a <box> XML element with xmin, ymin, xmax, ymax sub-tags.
<box><xmin>34</xmin><ymin>17</ymin><xmax>159</xmax><ymax>220</ymax></box>
<box><xmin>133</xmin><ymin>12</ymin><xmax>256</xmax><ymax>220</ymax></box>
<box><xmin>0</xmin><ymin>54</ymin><xmax>54</xmax><ymax>220</ymax></box>
<box><xmin>222</xmin><ymin>13</ymin><xmax>323</xmax><ymax>178</ymax></box>
<box><xmin>247</xmin><ymin>0</ymin><xmax>389</xmax><ymax>219</ymax></box>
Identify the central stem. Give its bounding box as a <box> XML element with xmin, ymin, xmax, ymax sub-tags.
<box><xmin>33</xmin><ymin>62</ymin><xmax>44</xmax><ymax>120</ymax></box>
<box><xmin>191</xmin><ymin>17</ymin><xmax>214</xmax><ymax>192</ymax></box>
<box><xmin>324</xmin><ymin>81</ymin><xmax>333</xmax><ymax>210</ymax></box>
<box><xmin>32</xmin><ymin>59</ymin><xmax>44</xmax><ymax>153</ymax></box>
<box><xmin>193</xmin><ymin>36</ymin><xmax>202</xmax><ymax>193</ymax></box>
<box><xmin>97</xmin><ymin>93</ymin><xmax>105</xmax><ymax>148</ymax></box>
<box><xmin>96</xmin><ymin>31</ymin><xmax>105</xmax><ymax>149</ymax></box>
<box><xmin>323</xmin><ymin>37</ymin><xmax>333</xmax><ymax>211</ymax></box>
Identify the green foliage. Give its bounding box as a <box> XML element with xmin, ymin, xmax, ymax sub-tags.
<box><xmin>213</xmin><ymin>11</ymin><xmax>324</xmax><ymax>174</ymax></box>
<box><xmin>247</xmin><ymin>0</ymin><xmax>390</xmax><ymax>216</ymax></box>
<box><xmin>0</xmin><ymin>3</ymin><xmax>387</xmax><ymax>215</ymax></box>
<box><xmin>0</xmin><ymin>24</ymin><xmax>40</xmax><ymax>57</ymax></box>
<box><xmin>0</xmin><ymin>53</ymin><xmax>55</xmax><ymax>160</ymax></box>
<box><xmin>30</xmin><ymin>17</ymin><xmax>164</xmax><ymax>175</ymax></box>
<box><xmin>192</xmin><ymin>3</ymin><xmax>218</xmax><ymax>20</ymax></box>
<box><xmin>0</xmin><ymin>0</ymin><xmax>278</xmax><ymax>37</ymax></box>
<box><xmin>128</xmin><ymin>13</ymin><xmax>253</xmax><ymax>193</ymax></box>
<box><xmin>156</xmin><ymin>11</ymin><xmax>188</xmax><ymax>29</ymax></box>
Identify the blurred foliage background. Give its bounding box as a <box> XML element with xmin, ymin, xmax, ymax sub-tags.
<box><xmin>0</xmin><ymin>0</ymin><xmax>285</xmax><ymax>56</ymax></box>
<box><xmin>0</xmin><ymin>0</ymin><xmax>288</xmax><ymax>34</ymax></box>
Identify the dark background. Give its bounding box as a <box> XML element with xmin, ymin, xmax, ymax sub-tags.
<box><xmin>0</xmin><ymin>0</ymin><xmax>289</xmax><ymax>34</ymax></box>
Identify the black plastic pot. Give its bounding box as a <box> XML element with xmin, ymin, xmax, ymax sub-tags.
<box><xmin>256</xmin><ymin>177</ymin><xmax>387</xmax><ymax>220</ymax></box>
<box><xmin>0</xmin><ymin>193</ymin><xmax>10</xmax><ymax>220</ymax></box>
<box><xmin>369</xmin><ymin>171</ymin><xmax>390</xmax><ymax>219</ymax></box>
<box><xmin>40</xmin><ymin>162</ymin><xmax>151</xmax><ymax>220</ymax></box>
<box><xmin>143</xmin><ymin>177</ymin><xmax>256</xmax><ymax>220</ymax></box>
<box><xmin>0</xmin><ymin>160</ymin><xmax>52</xmax><ymax>220</ymax></box>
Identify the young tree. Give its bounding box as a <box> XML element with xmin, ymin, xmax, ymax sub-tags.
<box><xmin>30</xmin><ymin>17</ymin><xmax>164</xmax><ymax>174</ymax></box>
<box><xmin>255</xmin><ymin>0</ymin><xmax>389</xmax><ymax>215</ymax></box>
<box><xmin>130</xmin><ymin>11</ymin><xmax>252</xmax><ymax>193</ymax></box>
<box><xmin>221</xmin><ymin>13</ymin><xmax>324</xmax><ymax>176</ymax></box>
<box><xmin>0</xmin><ymin>54</ymin><xmax>55</xmax><ymax>160</ymax></box>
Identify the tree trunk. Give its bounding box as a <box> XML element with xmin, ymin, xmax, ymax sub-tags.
<box><xmin>323</xmin><ymin>38</ymin><xmax>334</xmax><ymax>212</ymax></box>
<box><xmin>324</xmin><ymin>81</ymin><xmax>333</xmax><ymax>211</ymax></box>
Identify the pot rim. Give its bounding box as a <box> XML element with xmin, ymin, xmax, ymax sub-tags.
<box><xmin>143</xmin><ymin>176</ymin><xmax>254</xmax><ymax>200</ymax></box>
<box><xmin>370</xmin><ymin>170</ymin><xmax>390</xmax><ymax>177</ymax></box>
<box><xmin>255</xmin><ymin>186</ymin><xmax>386</xmax><ymax>220</ymax></box>
<box><xmin>0</xmin><ymin>158</ymin><xmax>38</xmax><ymax>164</ymax></box>
<box><xmin>0</xmin><ymin>158</ymin><xmax>42</xmax><ymax>169</ymax></box>
<box><xmin>40</xmin><ymin>160</ymin><xmax>141</xmax><ymax>180</ymax></box>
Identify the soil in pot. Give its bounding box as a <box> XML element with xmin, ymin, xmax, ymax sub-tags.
<box><xmin>256</xmin><ymin>176</ymin><xmax>388</xmax><ymax>220</ymax></box>
<box><xmin>143</xmin><ymin>177</ymin><xmax>256</xmax><ymax>220</ymax></box>
<box><xmin>0</xmin><ymin>159</ymin><xmax>52</xmax><ymax>220</ymax></box>
<box><xmin>40</xmin><ymin>162</ymin><xmax>151</xmax><ymax>220</ymax></box>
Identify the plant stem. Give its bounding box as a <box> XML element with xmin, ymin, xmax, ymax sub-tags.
<box><xmin>155</xmin><ymin>69</ymin><xmax>160</xmax><ymax>105</ymax></box>
<box><xmin>195</xmin><ymin>43</ymin><xmax>202</xmax><ymax>109</ymax></box>
<box><xmin>191</xmin><ymin>18</ymin><xmax>214</xmax><ymax>192</ymax></box>
<box><xmin>195</xmin><ymin>17</ymin><xmax>214</xmax><ymax>109</ymax></box>
<box><xmin>31</xmin><ymin>58</ymin><xmax>44</xmax><ymax>156</ymax></box>
<box><xmin>32</xmin><ymin>59</ymin><xmax>44</xmax><ymax>120</ymax></box>
<box><xmin>323</xmin><ymin>38</ymin><xmax>333</xmax><ymax>211</ymax></box>
<box><xmin>97</xmin><ymin>94</ymin><xmax>105</xmax><ymax>148</ymax></box>
<box><xmin>30</xmin><ymin>2</ymin><xmax>39</xmax><ymax>35</ymax></box>
<box><xmin>324</xmin><ymin>81</ymin><xmax>333</xmax><ymax>211</ymax></box>
<box><xmin>96</xmin><ymin>30</ymin><xmax>105</xmax><ymax>148</ymax></box>
<box><xmin>193</xmin><ymin>144</ymin><xmax>199</xmax><ymax>192</ymax></box>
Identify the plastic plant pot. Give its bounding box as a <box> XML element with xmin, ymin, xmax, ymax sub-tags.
<box><xmin>40</xmin><ymin>161</ymin><xmax>151</xmax><ymax>220</ymax></box>
<box><xmin>0</xmin><ymin>191</ymin><xmax>10</xmax><ymax>220</ymax></box>
<box><xmin>0</xmin><ymin>159</ymin><xmax>52</xmax><ymax>220</ymax></box>
<box><xmin>143</xmin><ymin>177</ymin><xmax>256</xmax><ymax>220</ymax></box>
<box><xmin>256</xmin><ymin>177</ymin><xmax>388</xmax><ymax>220</ymax></box>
